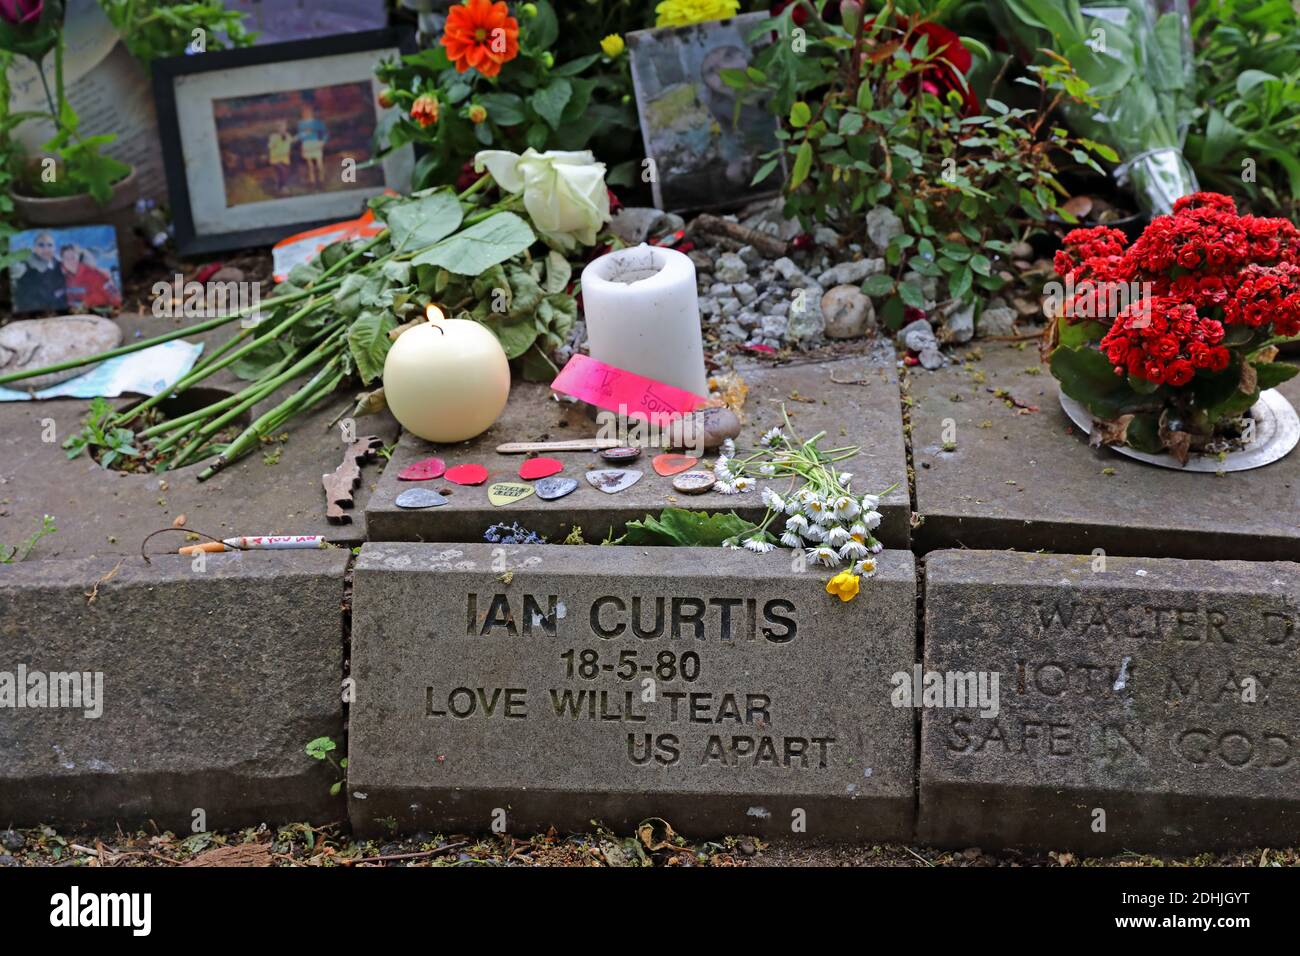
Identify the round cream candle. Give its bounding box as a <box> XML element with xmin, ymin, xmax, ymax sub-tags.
<box><xmin>382</xmin><ymin>306</ymin><xmax>511</xmax><ymax>443</ymax></box>
<box><xmin>580</xmin><ymin>244</ymin><xmax>708</xmax><ymax>397</ymax></box>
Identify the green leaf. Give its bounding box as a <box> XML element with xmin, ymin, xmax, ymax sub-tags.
<box><xmin>385</xmin><ymin>190</ymin><xmax>464</xmax><ymax>252</ymax></box>
<box><xmin>615</xmin><ymin>509</ymin><xmax>759</xmax><ymax>548</ymax></box>
<box><xmin>478</xmin><ymin>92</ymin><xmax>527</xmax><ymax>126</ymax></box>
<box><xmin>552</xmin><ymin>53</ymin><xmax>601</xmax><ymax>77</ymax></box>
<box><xmin>531</xmin><ymin>78</ymin><xmax>573</xmax><ymax>130</ymax></box>
<box><xmin>750</xmin><ymin>158</ymin><xmax>779</xmax><ymax>186</ymax></box>
<box><xmin>491</xmin><ymin>319</ymin><xmax>541</xmax><ymax>359</ymax></box>
<box><xmin>305</xmin><ymin>737</ymin><xmax>336</xmax><ymax>760</ymax></box>
<box><xmin>412</xmin><ymin>213</ymin><xmax>537</xmax><ymax>276</ymax></box>
<box><xmin>543</xmin><ymin>250</ymin><xmax>571</xmax><ymax>294</ymax></box>
<box><xmin>1255</xmin><ymin>362</ymin><xmax>1299</xmax><ymax>390</ymax></box>
<box><xmin>348</xmin><ymin>310</ymin><xmax>398</xmax><ymax>385</ymax></box>
<box><xmin>1050</xmin><ymin>345</ymin><xmax>1157</xmax><ymax>420</ymax></box>
<box><xmin>789</xmin><ymin>141</ymin><xmax>813</xmax><ymax>190</ymax></box>
<box><xmin>898</xmin><ymin>280</ymin><xmax>926</xmax><ymax>309</ymax></box>
<box><xmin>861</xmin><ymin>274</ymin><xmax>895</xmax><ymax>296</ymax></box>
<box><xmin>789</xmin><ymin>101</ymin><xmax>812</xmax><ymax>127</ymax></box>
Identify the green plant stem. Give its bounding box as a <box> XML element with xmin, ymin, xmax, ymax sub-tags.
<box><xmin>197</xmin><ymin>360</ymin><xmax>343</xmax><ymax>482</ymax></box>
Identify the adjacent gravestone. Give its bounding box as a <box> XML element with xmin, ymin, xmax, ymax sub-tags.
<box><xmin>908</xmin><ymin>342</ymin><xmax>1300</xmax><ymax>560</ymax></box>
<box><xmin>0</xmin><ymin>551</ymin><xmax>348</xmax><ymax>829</ymax></box>
<box><xmin>348</xmin><ymin>543</ymin><xmax>917</xmax><ymax>839</ymax></box>
<box><xmin>920</xmin><ymin>549</ymin><xmax>1300</xmax><ymax>851</ymax></box>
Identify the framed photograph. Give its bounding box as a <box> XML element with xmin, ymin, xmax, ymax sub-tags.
<box><xmin>627</xmin><ymin>13</ymin><xmax>781</xmax><ymax>212</ymax></box>
<box><xmin>152</xmin><ymin>29</ymin><xmax>416</xmax><ymax>256</ymax></box>
<box><xmin>8</xmin><ymin>225</ymin><xmax>123</xmax><ymax>314</ymax></box>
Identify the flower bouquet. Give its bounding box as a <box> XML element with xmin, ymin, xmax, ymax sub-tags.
<box><xmin>991</xmin><ymin>0</ymin><xmax>1198</xmax><ymax>215</ymax></box>
<box><xmin>1049</xmin><ymin>192</ymin><xmax>1300</xmax><ymax>465</ymax></box>
<box><xmin>710</xmin><ymin>408</ymin><xmax>892</xmax><ymax>602</ymax></box>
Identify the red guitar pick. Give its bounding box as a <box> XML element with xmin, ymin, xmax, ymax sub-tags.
<box><xmin>444</xmin><ymin>463</ymin><xmax>489</xmax><ymax>486</ymax></box>
<box><xmin>519</xmin><ymin>457</ymin><xmax>563</xmax><ymax>480</ymax></box>
<box><xmin>398</xmin><ymin>457</ymin><xmax>447</xmax><ymax>481</ymax></box>
<box><xmin>653</xmin><ymin>453</ymin><xmax>698</xmax><ymax>477</ymax></box>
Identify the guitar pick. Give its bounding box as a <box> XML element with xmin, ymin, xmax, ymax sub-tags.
<box><xmin>586</xmin><ymin>469</ymin><xmax>643</xmax><ymax>494</ymax></box>
<box><xmin>519</xmin><ymin>457</ymin><xmax>563</xmax><ymax>480</ymax></box>
<box><xmin>395</xmin><ymin>488</ymin><xmax>449</xmax><ymax>509</ymax></box>
<box><xmin>653</xmin><ymin>453</ymin><xmax>698</xmax><ymax>477</ymax></box>
<box><xmin>488</xmin><ymin>482</ymin><xmax>536</xmax><ymax>506</ymax></box>
<box><xmin>398</xmin><ymin>457</ymin><xmax>446</xmax><ymax>481</ymax></box>
<box><xmin>444</xmin><ymin>463</ymin><xmax>489</xmax><ymax>486</ymax></box>
<box><xmin>672</xmin><ymin>471</ymin><xmax>716</xmax><ymax>495</ymax></box>
<box><xmin>601</xmin><ymin>446</ymin><xmax>642</xmax><ymax>462</ymax></box>
<box><xmin>535</xmin><ymin>476</ymin><xmax>579</xmax><ymax>500</ymax></box>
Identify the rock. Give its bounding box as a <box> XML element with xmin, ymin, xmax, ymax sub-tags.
<box><xmin>208</xmin><ymin>266</ymin><xmax>245</xmax><ymax>285</ymax></box>
<box><xmin>733</xmin><ymin>282</ymin><xmax>757</xmax><ymax>305</ymax></box>
<box><xmin>0</xmin><ymin>855</ymin><xmax>16</xmax><ymax>866</ymax></box>
<box><xmin>772</xmin><ymin>257</ymin><xmax>812</xmax><ymax>286</ymax></box>
<box><xmin>0</xmin><ymin>830</ymin><xmax>22</xmax><ymax>851</ymax></box>
<box><xmin>736</xmin><ymin>310</ymin><xmax>763</xmax><ymax>331</ymax></box>
<box><xmin>813</xmin><ymin>225</ymin><xmax>841</xmax><ymax>247</ymax></box>
<box><xmin>709</xmin><ymin>282</ymin><xmax>733</xmax><ymax>296</ymax></box>
<box><xmin>719</xmin><ymin>298</ymin><xmax>741</xmax><ymax>317</ymax></box>
<box><xmin>736</xmin><ymin>244</ymin><xmax>762</xmax><ymax>266</ymax></box>
<box><xmin>898</xmin><ymin>318</ymin><xmax>938</xmax><ymax>353</ymax></box>
<box><xmin>920</xmin><ymin>550</ymin><xmax>1300</xmax><ymax>852</ymax></box>
<box><xmin>866</xmin><ymin>206</ymin><xmax>904</xmax><ymax>253</ymax></box>
<box><xmin>939</xmin><ymin>300</ymin><xmax>975</xmax><ymax>344</ymax></box>
<box><xmin>0</xmin><ymin>552</ymin><xmax>348</xmax><ymax>829</ymax></box>
<box><xmin>0</xmin><ymin>316</ymin><xmax>123</xmax><ymax>391</ymax></box>
<box><xmin>977</xmin><ymin>305</ymin><xmax>1018</xmax><ymax>338</ymax></box>
<box><xmin>607</xmin><ymin>207</ymin><xmax>664</xmax><ymax>245</ymax></box>
<box><xmin>715</xmin><ymin>252</ymin><xmax>749</xmax><ymax>284</ymax></box>
<box><xmin>348</xmin><ymin>543</ymin><xmax>917</xmax><ymax>839</ymax></box>
<box><xmin>765</xmin><ymin>299</ymin><xmax>790</xmax><ymax>318</ymax></box>
<box><xmin>688</xmin><ymin>250</ymin><xmax>715</xmax><ymax>273</ymax></box>
<box><xmin>918</xmin><ymin>347</ymin><xmax>945</xmax><ymax>370</ymax></box>
<box><xmin>720</xmin><ymin>321</ymin><xmax>747</xmax><ymax>342</ymax></box>
<box><xmin>902</xmin><ymin>270</ymin><xmax>938</xmax><ymax>307</ymax></box>
<box><xmin>818</xmin><ymin>258</ymin><xmax>886</xmax><ymax>287</ymax></box>
<box><xmin>786</xmin><ymin>284</ymin><xmax>825</xmax><ymax>342</ymax></box>
<box><xmin>821</xmin><ymin>285</ymin><xmax>875</xmax><ymax>339</ymax></box>
<box><xmin>761</xmin><ymin>313</ymin><xmax>789</xmax><ymax>339</ymax></box>
<box><xmin>666</xmin><ymin>406</ymin><xmax>742</xmax><ymax>450</ymax></box>
<box><xmin>697</xmin><ymin>296</ymin><xmax>718</xmax><ymax>316</ymax></box>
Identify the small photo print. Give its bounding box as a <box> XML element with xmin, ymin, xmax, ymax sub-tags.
<box><xmin>212</xmin><ymin>80</ymin><xmax>386</xmax><ymax>208</ymax></box>
<box><xmin>8</xmin><ymin>225</ymin><xmax>123</xmax><ymax>314</ymax></box>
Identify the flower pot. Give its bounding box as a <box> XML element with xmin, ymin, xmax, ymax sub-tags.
<box><xmin>9</xmin><ymin>167</ymin><xmax>141</xmax><ymax>275</ymax></box>
<box><xmin>1059</xmin><ymin>388</ymin><xmax>1300</xmax><ymax>472</ymax></box>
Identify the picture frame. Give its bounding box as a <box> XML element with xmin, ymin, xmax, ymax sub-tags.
<box><xmin>627</xmin><ymin>13</ymin><xmax>781</xmax><ymax>213</ymax></box>
<box><xmin>152</xmin><ymin>28</ymin><xmax>416</xmax><ymax>257</ymax></box>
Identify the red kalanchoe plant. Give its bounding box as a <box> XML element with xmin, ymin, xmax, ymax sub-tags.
<box><xmin>1050</xmin><ymin>192</ymin><xmax>1300</xmax><ymax>462</ymax></box>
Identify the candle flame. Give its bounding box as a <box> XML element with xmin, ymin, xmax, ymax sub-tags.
<box><xmin>425</xmin><ymin>303</ymin><xmax>445</xmax><ymax>323</ymax></box>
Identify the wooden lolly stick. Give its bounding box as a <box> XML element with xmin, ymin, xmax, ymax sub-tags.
<box><xmin>495</xmin><ymin>438</ymin><xmax>627</xmax><ymax>454</ymax></box>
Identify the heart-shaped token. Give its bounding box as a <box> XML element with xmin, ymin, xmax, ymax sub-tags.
<box><xmin>653</xmin><ymin>453</ymin><xmax>698</xmax><ymax>477</ymax></box>
<box><xmin>395</xmin><ymin>488</ymin><xmax>449</xmax><ymax>509</ymax></box>
<box><xmin>535</xmin><ymin>476</ymin><xmax>579</xmax><ymax>501</ymax></box>
<box><xmin>586</xmin><ymin>469</ymin><xmax>643</xmax><ymax>494</ymax></box>
<box><xmin>519</xmin><ymin>457</ymin><xmax>563</xmax><ymax>481</ymax></box>
<box><xmin>601</xmin><ymin>446</ymin><xmax>642</xmax><ymax>462</ymax></box>
<box><xmin>488</xmin><ymin>482</ymin><xmax>536</xmax><ymax>506</ymax></box>
<box><xmin>444</xmin><ymin>463</ymin><xmax>489</xmax><ymax>486</ymax></box>
<box><xmin>672</xmin><ymin>471</ymin><xmax>716</xmax><ymax>495</ymax></box>
<box><xmin>398</xmin><ymin>457</ymin><xmax>446</xmax><ymax>481</ymax></box>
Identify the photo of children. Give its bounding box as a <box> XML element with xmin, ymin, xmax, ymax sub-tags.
<box><xmin>212</xmin><ymin>81</ymin><xmax>385</xmax><ymax>208</ymax></box>
<box><xmin>7</xmin><ymin>225</ymin><xmax>123</xmax><ymax>314</ymax></box>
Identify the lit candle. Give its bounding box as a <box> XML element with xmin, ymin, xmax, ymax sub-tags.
<box><xmin>580</xmin><ymin>244</ymin><xmax>708</xmax><ymax>397</ymax></box>
<box><xmin>382</xmin><ymin>305</ymin><xmax>511</xmax><ymax>444</ymax></box>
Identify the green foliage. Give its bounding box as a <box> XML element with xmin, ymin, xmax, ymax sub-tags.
<box><xmin>304</xmin><ymin>736</ymin><xmax>347</xmax><ymax>797</ymax></box>
<box><xmin>1</xmin><ymin>514</ymin><xmax>57</xmax><ymax>564</ymax></box>
<box><xmin>1186</xmin><ymin>0</ymin><xmax>1300</xmax><ymax>211</ymax></box>
<box><xmin>724</xmin><ymin>8</ymin><xmax>1107</xmax><ymax>318</ymax></box>
<box><xmin>614</xmin><ymin>509</ymin><xmax>760</xmax><ymax>548</ymax></box>
<box><xmin>63</xmin><ymin>397</ymin><xmax>142</xmax><ymax>469</ymax></box>
<box><xmin>373</xmin><ymin>0</ymin><xmax>639</xmax><ymax>189</ymax></box>
<box><xmin>98</xmin><ymin>0</ymin><xmax>255</xmax><ymax>64</ymax></box>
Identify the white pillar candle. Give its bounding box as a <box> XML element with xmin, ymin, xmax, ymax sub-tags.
<box><xmin>580</xmin><ymin>244</ymin><xmax>708</xmax><ymax>397</ymax></box>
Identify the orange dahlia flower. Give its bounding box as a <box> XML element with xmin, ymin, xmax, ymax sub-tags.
<box><xmin>411</xmin><ymin>94</ymin><xmax>440</xmax><ymax>127</ymax></box>
<box><xmin>441</xmin><ymin>0</ymin><xmax>520</xmax><ymax>79</ymax></box>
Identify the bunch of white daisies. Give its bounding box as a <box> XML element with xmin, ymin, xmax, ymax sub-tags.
<box><xmin>715</xmin><ymin>416</ymin><xmax>888</xmax><ymax>577</ymax></box>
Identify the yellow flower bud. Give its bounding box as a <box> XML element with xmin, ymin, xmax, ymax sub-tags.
<box><xmin>825</xmin><ymin>571</ymin><xmax>861</xmax><ymax>602</ymax></box>
<box><xmin>601</xmin><ymin>34</ymin><xmax>625</xmax><ymax>58</ymax></box>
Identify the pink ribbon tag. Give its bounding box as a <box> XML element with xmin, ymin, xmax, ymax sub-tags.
<box><xmin>550</xmin><ymin>355</ymin><xmax>705</xmax><ymax>425</ymax></box>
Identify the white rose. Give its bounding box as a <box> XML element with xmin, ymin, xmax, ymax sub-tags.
<box><xmin>474</xmin><ymin>148</ymin><xmax>610</xmax><ymax>251</ymax></box>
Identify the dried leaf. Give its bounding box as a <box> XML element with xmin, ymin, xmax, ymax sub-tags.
<box><xmin>1088</xmin><ymin>414</ymin><xmax>1133</xmax><ymax>448</ymax></box>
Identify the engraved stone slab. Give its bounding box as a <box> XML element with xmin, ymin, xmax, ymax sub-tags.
<box><xmin>0</xmin><ymin>551</ymin><xmax>348</xmax><ymax>829</ymax></box>
<box><xmin>919</xmin><ymin>550</ymin><xmax>1300</xmax><ymax>851</ymax></box>
<box><xmin>349</xmin><ymin>543</ymin><xmax>917</xmax><ymax>839</ymax></box>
